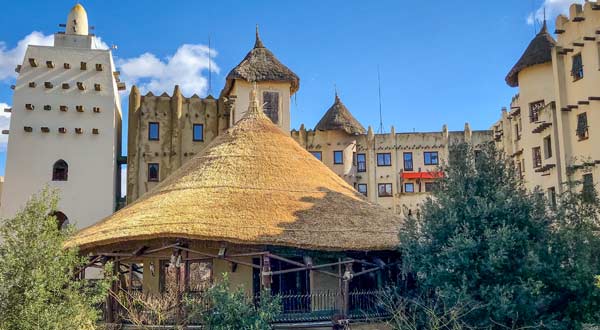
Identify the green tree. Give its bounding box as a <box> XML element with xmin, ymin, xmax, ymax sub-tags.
<box><xmin>398</xmin><ymin>143</ymin><xmax>600</xmax><ymax>329</ymax></box>
<box><xmin>186</xmin><ymin>274</ymin><xmax>281</xmax><ymax>330</ymax></box>
<box><xmin>0</xmin><ymin>189</ymin><xmax>110</xmax><ymax>330</ymax></box>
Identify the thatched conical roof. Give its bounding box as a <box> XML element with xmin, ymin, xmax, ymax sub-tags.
<box><xmin>68</xmin><ymin>87</ymin><xmax>402</xmax><ymax>252</ymax></box>
<box><xmin>221</xmin><ymin>27</ymin><xmax>300</xmax><ymax>96</ymax></box>
<box><xmin>315</xmin><ymin>94</ymin><xmax>366</xmax><ymax>135</ymax></box>
<box><xmin>506</xmin><ymin>22</ymin><xmax>556</xmax><ymax>87</ymax></box>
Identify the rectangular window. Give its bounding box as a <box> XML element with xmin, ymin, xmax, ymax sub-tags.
<box><xmin>514</xmin><ymin>123</ymin><xmax>521</xmax><ymax>141</ymax></box>
<box><xmin>548</xmin><ymin>187</ymin><xmax>557</xmax><ymax>209</ymax></box>
<box><xmin>377</xmin><ymin>153</ymin><xmax>392</xmax><ymax>166</ymax></box>
<box><xmin>543</xmin><ymin>135</ymin><xmax>552</xmax><ymax>159</ymax></box>
<box><xmin>356</xmin><ymin>153</ymin><xmax>366</xmax><ymax>172</ymax></box>
<box><xmin>529</xmin><ymin>100</ymin><xmax>544</xmax><ymax>123</ymax></box>
<box><xmin>193</xmin><ymin>124</ymin><xmax>204</xmax><ymax>141</ymax></box>
<box><xmin>357</xmin><ymin>184</ymin><xmax>367</xmax><ymax>196</ymax></box>
<box><xmin>333</xmin><ymin>151</ymin><xmax>343</xmax><ymax>164</ymax></box>
<box><xmin>403</xmin><ymin>152</ymin><xmax>413</xmax><ymax>171</ymax></box>
<box><xmin>404</xmin><ymin>182</ymin><xmax>414</xmax><ymax>193</ymax></box>
<box><xmin>583</xmin><ymin>173</ymin><xmax>595</xmax><ymax>202</ymax></box>
<box><xmin>576</xmin><ymin>112</ymin><xmax>589</xmax><ymax>140</ymax></box>
<box><xmin>516</xmin><ymin>160</ymin><xmax>524</xmax><ymax>179</ymax></box>
<box><xmin>310</xmin><ymin>151</ymin><xmax>322</xmax><ymax>161</ymax></box>
<box><xmin>148</xmin><ymin>163</ymin><xmax>159</xmax><ymax>182</ymax></box>
<box><xmin>378</xmin><ymin>183</ymin><xmax>393</xmax><ymax>197</ymax></box>
<box><xmin>532</xmin><ymin>147</ymin><xmax>542</xmax><ymax>169</ymax></box>
<box><xmin>424</xmin><ymin>182</ymin><xmax>439</xmax><ymax>192</ymax></box>
<box><xmin>424</xmin><ymin>151</ymin><xmax>439</xmax><ymax>165</ymax></box>
<box><xmin>263</xmin><ymin>91</ymin><xmax>279</xmax><ymax>124</ymax></box>
<box><xmin>572</xmin><ymin>53</ymin><xmax>584</xmax><ymax>81</ymax></box>
<box><xmin>148</xmin><ymin>122</ymin><xmax>159</xmax><ymax>141</ymax></box>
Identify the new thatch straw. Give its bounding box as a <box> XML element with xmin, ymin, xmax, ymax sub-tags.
<box><xmin>315</xmin><ymin>93</ymin><xmax>366</xmax><ymax>135</ymax></box>
<box><xmin>68</xmin><ymin>85</ymin><xmax>403</xmax><ymax>252</ymax></box>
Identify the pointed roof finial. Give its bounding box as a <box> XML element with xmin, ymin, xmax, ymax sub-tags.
<box><xmin>334</xmin><ymin>83</ymin><xmax>339</xmax><ymax>102</ymax></box>
<box><xmin>254</xmin><ymin>24</ymin><xmax>265</xmax><ymax>48</ymax></box>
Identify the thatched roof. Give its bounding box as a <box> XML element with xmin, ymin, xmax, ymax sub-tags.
<box><xmin>68</xmin><ymin>87</ymin><xmax>402</xmax><ymax>252</ymax></box>
<box><xmin>506</xmin><ymin>22</ymin><xmax>556</xmax><ymax>87</ymax></box>
<box><xmin>221</xmin><ymin>27</ymin><xmax>300</xmax><ymax>97</ymax></box>
<box><xmin>315</xmin><ymin>94</ymin><xmax>366</xmax><ymax>135</ymax></box>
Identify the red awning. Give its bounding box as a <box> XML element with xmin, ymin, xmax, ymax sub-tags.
<box><xmin>401</xmin><ymin>171</ymin><xmax>444</xmax><ymax>179</ymax></box>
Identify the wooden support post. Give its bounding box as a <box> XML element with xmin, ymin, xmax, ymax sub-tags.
<box><xmin>128</xmin><ymin>263</ymin><xmax>133</xmax><ymax>293</ymax></box>
<box><xmin>341</xmin><ymin>262</ymin><xmax>353</xmax><ymax>319</ymax></box>
<box><xmin>261</xmin><ymin>254</ymin><xmax>272</xmax><ymax>293</ymax></box>
<box><xmin>105</xmin><ymin>259</ymin><xmax>117</xmax><ymax>323</ymax></box>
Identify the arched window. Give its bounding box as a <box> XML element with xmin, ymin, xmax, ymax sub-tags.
<box><xmin>50</xmin><ymin>211</ymin><xmax>69</xmax><ymax>230</ymax></box>
<box><xmin>52</xmin><ymin>160</ymin><xmax>68</xmax><ymax>181</ymax></box>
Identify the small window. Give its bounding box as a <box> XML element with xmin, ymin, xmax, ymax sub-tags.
<box><xmin>532</xmin><ymin>147</ymin><xmax>542</xmax><ymax>169</ymax></box>
<box><xmin>148</xmin><ymin>163</ymin><xmax>160</xmax><ymax>182</ymax></box>
<box><xmin>377</xmin><ymin>153</ymin><xmax>392</xmax><ymax>166</ymax></box>
<box><xmin>50</xmin><ymin>211</ymin><xmax>69</xmax><ymax>230</ymax></box>
<box><xmin>403</xmin><ymin>152</ymin><xmax>413</xmax><ymax>171</ymax></box>
<box><xmin>52</xmin><ymin>160</ymin><xmax>68</xmax><ymax>181</ymax></box>
<box><xmin>193</xmin><ymin>124</ymin><xmax>204</xmax><ymax>141</ymax></box>
<box><xmin>514</xmin><ymin>123</ymin><xmax>521</xmax><ymax>141</ymax></box>
<box><xmin>543</xmin><ymin>135</ymin><xmax>552</xmax><ymax>159</ymax></box>
<box><xmin>582</xmin><ymin>173</ymin><xmax>595</xmax><ymax>202</ymax></box>
<box><xmin>263</xmin><ymin>91</ymin><xmax>279</xmax><ymax>124</ymax></box>
<box><xmin>357</xmin><ymin>153</ymin><xmax>366</xmax><ymax>172</ymax></box>
<box><xmin>529</xmin><ymin>100</ymin><xmax>544</xmax><ymax>123</ymax></box>
<box><xmin>425</xmin><ymin>182</ymin><xmax>439</xmax><ymax>192</ymax></box>
<box><xmin>333</xmin><ymin>151</ymin><xmax>343</xmax><ymax>164</ymax></box>
<box><xmin>424</xmin><ymin>151</ymin><xmax>439</xmax><ymax>165</ymax></box>
<box><xmin>404</xmin><ymin>183</ymin><xmax>414</xmax><ymax>193</ymax></box>
<box><xmin>148</xmin><ymin>122</ymin><xmax>159</xmax><ymax>141</ymax></box>
<box><xmin>576</xmin><ymin>113</ymin><xmax>589</xmax><ymax>140</ymax></box>
<box><xmin>548</xmin><ymin>187</ymin><xmax>557</xmax><ymax>209</ymax></box>
<box><xmin>572</xmin><ymin>53</ymin><xmax>584</xmax><ymax>81</ymax></box>
<box><xmin>378</xmin><ymin>183</ymin><xmax>393</xmax><ymax>197</ymax></box>
<box><xmin>310</xmin><ymin>151</ymin><xmax>322</xmax><ymax>161</ymax></box>
<box><xmin>357</xmin><ymin>184</ymin><xmax>367</xmax><ymax>196</ymax></box>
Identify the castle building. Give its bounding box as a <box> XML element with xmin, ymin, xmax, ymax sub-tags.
<box><xmin>0</xmin><ymin>4</ymin><xmax>124</xmax><ymax>228</ymax></box>
<box><xmin>493</xmin><ymin>2</ymin><xmax>600</xmax><ymax>202</ymax></box>
<box><xmin>126</xmin><ymin>29</ymin><xmax>492</xmax><ymax>215</ymax></box>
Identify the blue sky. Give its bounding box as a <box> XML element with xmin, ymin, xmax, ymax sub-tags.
<box><xmin>0</xmin><ymin>0</ymin><xmax>581</xmax><ymax>175</ymax></box>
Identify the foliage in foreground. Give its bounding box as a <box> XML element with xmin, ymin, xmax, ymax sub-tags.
<box><xmin>0</xmin><ymin>189</ymin><xmax>111</xmax><ymax>330</ymax></box>
<box><xmin>117</xmin><ymin>274</ymin><xmax>280</xmax><ymax>330</ymax></box>
<box><xmin>397</xmin><ymin>143</ymin><xmax>600</xmax><ymax>329</ymax></box>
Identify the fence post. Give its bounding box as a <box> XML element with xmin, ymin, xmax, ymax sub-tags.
<box><xmin>261</xmin><ymin>255</ymin><xmax>272</xmax><ymax>292</ymax></box>
<box><xmin>341</xmin><ymin>262</ymin><xmax>353</xmax><ymax>318</ymax></box>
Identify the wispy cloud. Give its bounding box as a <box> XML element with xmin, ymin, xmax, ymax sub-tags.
<box><xmin>527</xmin><ymin>0</ymin><xmax>584</xmax><ymax>25</ymax></box>
<box><xmin>117</xmin><ymin>44</ymin><xmax>219</xmax><ymax>97</ymax></box>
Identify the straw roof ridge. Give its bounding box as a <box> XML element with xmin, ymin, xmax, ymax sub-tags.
<box><xmin>221</xmin><ymin>28</ymin><xmax>300</xmax><ymax>96</ymax></box>
<box><xmin>68</xmin><ymin>98</ymin><xmax>402</xmax><ymax>252</ymax></box>
<box><xmin>315</xmin><ymin>94</ymin><xmax>366</xmax><ymax>135</ymax></box>
<box><xmin>505</xmin><ymin>21</ymin><xmax>556</xmax><ymax>87</ymax></box>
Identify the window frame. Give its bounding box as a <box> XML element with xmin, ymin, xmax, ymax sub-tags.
<box><xmin>532</xmin><ymin>147</ymin><xmax>542</xmax><ymax>169</ymax></box>
<box><xmin>576</xmin><ymin>112</ymin><xmax>589</xmax><ymax>141</ymax></box>
<box><xmin>310</xmin><ymin>151</ymin><xmax>322</xmax><ymax>161</ymax></box>
<box><xmin>528</xmin><ymin>100</ymin><xmax>544</xmax><ymax>123</ymax></box>
<box><xmin>333</xmin><ymin>150</ymin><xmax>344</xmax><ymax>165</ymax></box>
<box><xmin>377</xmin><ymin>153</ymin><xmax>392</xmax><ymax>167</ymax></box>
<box><xmin>192</xmin><ymin>123</ymin><xmax>204</xmax><ymax>142</ymax></box>
<box><xmin>543</xmin><ymin>135</ymin><xmax>552</xmax><ymax>159</ymax></box>
<box><xmin>147</xmin><ymin>163</ymin><xmax>160</xmax><ymax>182</ymax></box>
<box><xmin>582</xmin><ymin>173</ymin><xmax>595</xmax><ymax>202</ymax></box>
<box><xmin>571</xmin><ymin>53</ymin><xmax>584</xmax><ymax>81</ymax></box>
<box><xmin>403</xmin><ymin>152</ymin><xmax>413</xmax><ymax>171</ymax></box>
<box><xmin>423</xmin><ymin>151</ymin><xmax>439</xmax><ymax>165</ymax></box>
<box><xmin>148</xmin><ymin>122</ymin><xmax>160</xmax><ymax>141</ymax></box>
<box><xmin>377</xmin><ymin>183</ymin><xmax>393</xmax><ymax>197</ymax></box>
<box><xmin>52</xmin><ymin>159</ymin><xmax>68</xmax><ymax>181</ymax></box>
<box><xmin>404</xmin><ymin>182</ymin><xmax>415</xmax><ymax>193</ymax></box>
<box><xmin>356</xmin><ymin>153</ymin><xmax>366</xmax><ymax>172</ymax></box>
<box><xmin>262</xmin><ymin>91</ymin><xmax>280</xmax><ymax>124</ymax></box>
<box><xmin>357</xmin><ymin>183</ymin><xmax>368</xmax><ymax>196</ymax></box>
<box><xmin>424</xmin><ymin>181</ymin><xmax>439</xmax><ymax>193</ymax></box>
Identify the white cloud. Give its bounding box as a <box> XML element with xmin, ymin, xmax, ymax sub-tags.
<box><xmin>117</xmin><ymin>44</ymin><xmax>219</xmax><ymax>96</ymax></box>
<box><xmin>527</xmin><ymin>0</ymin><xmax>585</xmax><ymax>25</ymax></box>
<box><xmin>0</xmin><ymin>31</ymin><xmax>53</xmax><ymax>81</ymax></box>
<box><xmin>0</xmin><ymin>103</ymin><xmax>11</xmax><ymax>150</ymax></box>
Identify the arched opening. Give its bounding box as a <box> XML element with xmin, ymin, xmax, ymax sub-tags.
<box><xmin>50</xmin><ymin>211</ymin><xmax>69</xmax><ymax>230</ymax></box>
<box><xmin>52</xmin><ymin>159</ymin><xmax>68</xmax><ymax>181</ymax></box>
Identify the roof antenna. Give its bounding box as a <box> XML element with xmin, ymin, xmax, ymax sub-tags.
<box><xmin>377</xmin><ymin>66</ymin><xmax>385</xmax><ymax>134</ymax></box>
<box><xmin>208</xmin><ymin>34</ymin><xmax>212</xmax><ymax>96</ymax></box>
